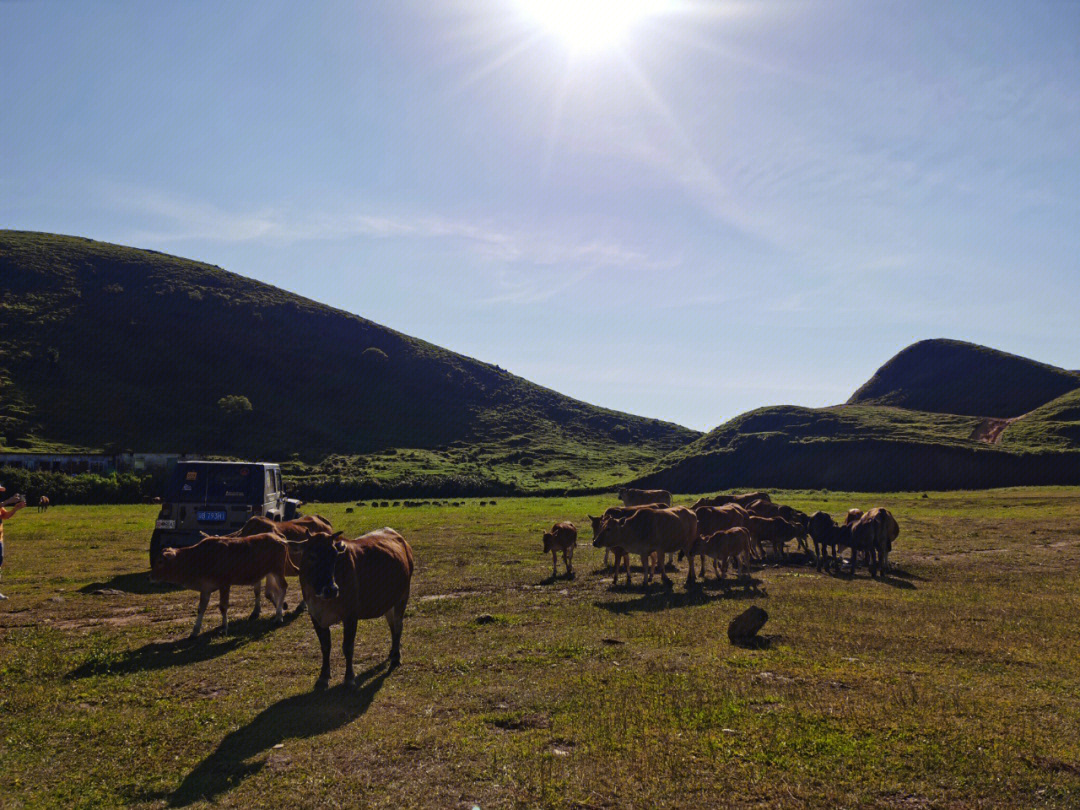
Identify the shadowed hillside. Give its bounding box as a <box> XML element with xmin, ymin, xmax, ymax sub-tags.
<box><xmin>999</xmin><ymin>389</ymin><xmax>1080</xmax><ymax>451</ymax></box>
<box><xmin>0</xmin><ymin>231</ymin><xmax>697</xmax><ymax>492</ymax></box>
<box><xmin>847</xmin><ymin>339</ymin><xmax>1080</xmax><ymax>418</ymax></box>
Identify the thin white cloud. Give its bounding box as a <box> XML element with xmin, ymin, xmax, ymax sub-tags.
<box><xmin>103</xmin><ymin>185</ymin><xmax>664</xmax><ymax>270</ymax></box>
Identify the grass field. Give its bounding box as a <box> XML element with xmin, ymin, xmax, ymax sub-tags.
<box><xmin>2</xmin><ymin>489</ymin><xmax>1080</xmax><ymax>808</ymax></box>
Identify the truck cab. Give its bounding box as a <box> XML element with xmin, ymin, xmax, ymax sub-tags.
<box><xmin>149</xmin><ymin>460</ymin><xmax>300</xmax><ymax>563</ymax></box>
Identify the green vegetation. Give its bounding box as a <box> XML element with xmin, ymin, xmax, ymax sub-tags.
<box><xmin>3</xmin><ymin>490</ymin><xmax>1080</xmax><ymax>807</ymax></box>
<box><xmin>1000</xmin><ymin>389</ymin><xmax>1080</xmax><ymax>451</ymax></box>
<box><xmin>848</xmin><ymin>338</ymin><xmax>1080</xmax><ymax>418</ymax></box>
<box><xmin>0</xmin><ymin>231</ymin><xmax>696</xmax><ymax>492</ymax></box>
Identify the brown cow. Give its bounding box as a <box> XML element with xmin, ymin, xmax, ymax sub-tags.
<box><xmin>37</xmin><ymin>496</ymin><xmax>50</xmax><ymax>513</ymax></box>
<box><xmin>150</xmin><ymin>533</ymin><xmax>290</xmax><ymax>637</ymax></box>
<box><xmin>850</xmin><ymin>507</ymin><xmax>899</xmax><ymax>575</ymax></box>
<box><xmin>690</xmin><ymin>491</ymin><xmax>770</xmax><ymax>509</ymax></box>
<box><xmin>237</xmin><ymin>514</ymin><xmax>333</xmax><ymax>571</ymax></box>
<box><xmin>747</xmin><ymin>515</ymin><xmax>807</xmax><ymax>560</ymax></box>
<box><xmin>592</xmin><ymin>506</ymin><xmax>698</xmax><ymax>588</ymax></box>
<box><xmin>618</xmin><ymin>487</ymin><xmax>672</xmax><ymax>507</ymax></box>
<box><xmin>294</xmin><ymin>528</ymin><xmax>414</xmax><ymax>689</ymax></box>
<box><xmin>542</xmin><ymin>521</ymin><xmax>577</xmax><ymax>578</ymax></box>
<box><xmin>589</xmin><ymin>503</ymin><xmax>666</xmax><ymax>572</ymax></box>
<box><xmin>845</xmin><ymin>508</ymin><xmax>864</xmax><ymax>525</ymax></box>
<box><xmin>697</xmin><ymin>527</ymin><xmax>755</xmax><ymax>580</ymax></box>
<box><xmin>692</xmin><ymin>504</ymin><xmax>752</xmax><ymax>576</ymax></box>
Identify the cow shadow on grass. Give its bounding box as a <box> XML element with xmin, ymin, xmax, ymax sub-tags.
<box><xmin>66</xmin><ymin>611</ymin><xmax>304</xmax><ymax>680</ymax></box>
<box><xmin>595</xmin><ymin>576</ymin><xmax>767</xmax><ymax>614</ymax></box>
<box><xmin>163</xmin><ymin>661</ymin><xmax>392</xmax><ymax>807</ymax></box>
<box><xmin>78</xmin><ymin>571</ymin><xmax>181</xmax><ymax>595</ymax></box>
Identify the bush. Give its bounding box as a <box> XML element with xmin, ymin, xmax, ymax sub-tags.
<box><xmin>217</xmin><ymin>395</ymin><xmax>253</xmax><ymax>417</ymax></box>
<box><xmin>0</xmin><ymin>468</ymin><xmax>153</xmax><ymax>505</ymax></box>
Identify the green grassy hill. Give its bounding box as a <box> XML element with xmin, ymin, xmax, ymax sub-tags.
<box><xmin>999</xmin><ymin>389</ymin><xmax>1080</xmax><ymax>451</ymax></box>
<box><xmin>0</xmin><ymin>231</ymin><xmax>697</xmax><ymax>493</ymax></box>
<box><xmin>847</xmin><ymin>338</ymin><xmax>1080</xmax><ymax>418</ymax></box>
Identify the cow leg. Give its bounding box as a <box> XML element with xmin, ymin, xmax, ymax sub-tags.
<box><xmin>250</xmin><ymin>580</ymin><xmax>262</xmax><ymax>622</ymax></box>
<box><xmin>191</xmin><ymin>591</ymin><xmax>211</xmax><ymax>638</ymax></box>
<box><xmin>641</xmin><ymin>554</ymin><xmax>652</xmax><ymax>588</ymax></box>
<box><xmin>312</xmin><ymin>620</ymin><xmax>332</xmax><ymax>689</ymax></box>
<box><xmin>267</xmin><ymin>573</ymin><xmax>286</xmax><ymax>622</ymax></box>
<box><xmin>218</xmin><ymin>585</ymin><xmax>231</xmax><ymax>635</ymax></box>
<box><xmin>551</xmin><ymin>550</ymin><xmax>559</xmax><ymax>579</ymax></box>
<box><xmin>386</xmin><ymin>590</ymin><xmax>408</xmax><ymax>667</ymax></box>
<box><xmin>565</xmin><ymin>547</ymin><xmax>574</xmax><ymax>577</ymax></box>
<box><xmin>342</xmin><ymin>617</ymin><xmax>358</xmax><ymax>688</ymax></box>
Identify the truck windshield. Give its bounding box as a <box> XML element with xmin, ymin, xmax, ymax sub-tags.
<box><xmin>165</xmin><ymin>464</ymin><xmax>261</xmax><ymax>503</ymax></box>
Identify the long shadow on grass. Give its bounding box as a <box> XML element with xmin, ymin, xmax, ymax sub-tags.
<box><xmin>66</xmin><ymin>611</ymin><xmax>303</xmax><ymax>680</ymax></box>
<box><xmin>595</xmin><ymin>577</ymin><xmax>767</xmax><ymax>614</ymax></box>
<box><xmin>164</xmin><ymin>661</ymin><xmax>391</xmax><ymax>807</ymax></box>
<box><xmin>78</xmin><ymin>571</ymin><xmax>181</xmax><ymax>595</ymax></box>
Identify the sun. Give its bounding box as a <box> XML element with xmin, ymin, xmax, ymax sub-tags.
<box><xmin>516</xmin><ymin>0</ymin><xmax>667</xmax><ymax>54</ymax></box>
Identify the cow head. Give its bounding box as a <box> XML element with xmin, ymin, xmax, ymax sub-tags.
<box><xmin>149</xmin><ymin>547</ymin><xmax>178</xmax><ymax>583</ymax></box>
<box><xmin>592</xmin><ymin>516</ymin><xmax>625</xmax><ymax>549</ymax></box>
<box><xmin>298</xmin><ymin>531</ymin><xmax>347</xmax><ymax>600</ymax></box>
<box><xmin>588</xmin><ymin>515</ymin><xmax>603</xmax><ymax>537</ymax></box>
<box><xmin>542</xmin><ymin>531</ymin><xmax>554</xmax><ymax>553</ymax></box>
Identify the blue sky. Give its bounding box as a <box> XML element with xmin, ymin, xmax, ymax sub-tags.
<box><xmin>2</xmin><ymin>0</ymin><xmax>1078</xmax><ymax>431</ymax></box>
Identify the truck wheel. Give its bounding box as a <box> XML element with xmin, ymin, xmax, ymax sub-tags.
<box><xmin>149</xmin><ymin>530</ymin><xmax>164</xmax><ymax>568</ymax></box>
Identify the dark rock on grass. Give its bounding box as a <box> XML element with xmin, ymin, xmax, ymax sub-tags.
<box><xmin>474</xmin><ymin>614</ymin><xmax>496</xmax><ymax>625</ymax></box>
<box><xmin>728</xmin><ymin>605</ymin><xmax>768</xmax><ymax>645</ymax></box>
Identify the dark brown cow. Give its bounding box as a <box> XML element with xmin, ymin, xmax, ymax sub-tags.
<box><xmin>697</xmin><ymin>527</ymin><xmax>755</xmax><ymax>580</ymax></box>
<box><xmin>542</xmin><ymin>521</ymin><xmax>577</xmax><ymax>578</ymax></box>
<box><xmin>295</xmin><ymin>528</ymin><xmax>414</xmax><ymax>689</ymax></box>
<box><xmin>37</xmin><ymin>495</ymin><xmax>50</xmax><ymax>512</ymax></box>
<box><xmin>618</xmin><ymin>487</ymin><xmax>672</xmax><ymax>507</ymax></box>
<box><xmin>150</xmin><ymin>533</ymin><xmax>290</xmax><ymax>637</ymax></box>
<box><xmin>845</xmin><ymin>508</ymin><xmax>864</xmax><ymax>525</ymax></box>
<box><xmin>592</xmin><ymin>506</ymin><xmax>698</xmax><ymax>588</ymax></box>
<box><xmin>747</xmin><ymin>515</ymin><xmax>807</xmax><ymax>560</ymax></box>
<box><xmin>690</xmin><ymin>491</ymin><xmax>770</xmax><ymax>509</ymax></box>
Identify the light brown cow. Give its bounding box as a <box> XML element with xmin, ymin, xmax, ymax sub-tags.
<box><xmin>850</xmin><ymin>507</ymin><xmax>899</xmax><ymax>575</ymax></box>
<box><xmin>37</xmin><ymin>495</ymin><xmax>50</xmax><ymax>512</ymax></box>
<box><xmin>589</xmin><ymin>503</ymin><xmax>666</xmax><ymax>572</ymax></box>
<box><xmin>690</xmin><ymin>491</ymin><xmax>770</xmax><ymax>509</ymax></box>
<box><xmin>150</xmin><ymin>533</ymin><xmax>290</xmax><ymax>637</ymax></box>
<box><xmin>692</xmin><ymin>504</ymin><xmax>752</xmax><ymax>576</ymax></box>
<box><xmin>542</xmin><ymin>521</ymin><xmax>577</xmax><ymax>578</ymax></box>
<box><xmin>294</xmin><ymin>528</ymin><xmax>414</xmax><ymax>688</ymax></box>
<box><xmin>592</xmin><ymin>506</ymin><xmax>698</xmax><ymax>588</ymax></box>
<box><xmin>747</xmin><ymin>515</ymin><xmax>807</xmax><ymax>560</ymax></box>
<box><xmin>618</xmin><ymin>487</ymin><xmax>672</xmax><ymax>507</ymax></box>
<box><xmin>697</xmin><ymin>527</ymin><xmax>755</xmax><ymax>580</ymax></box>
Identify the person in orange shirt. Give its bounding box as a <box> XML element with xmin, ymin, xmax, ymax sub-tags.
<box><xmin>0</xmin><ymin>483</ymin><xmax>27</xmax><ymax>600</ymax></box>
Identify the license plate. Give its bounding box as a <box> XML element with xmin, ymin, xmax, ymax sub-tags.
<box><xmin>155</xmin><ymin>519</ymin><xmax>176</xmax><ymax>530</ymax></box>
<box><xmin>196</xmin><ymin>510</ymin><xmax>227</xmax><ymax>522</ymax></box>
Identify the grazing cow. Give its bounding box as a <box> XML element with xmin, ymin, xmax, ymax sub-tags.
<box><xmin>37</xmin><ymin>496</ymin><xmax>50</xmax><ymax>513</ymax></box>
<box><xmin>849</xmin><ymin>507</ymin><xmax>900</xmax><ymax>576</ymax></box>
<box><xmin>617</xmin><ymin>487</ymin><xmax>672</xmax><ymax>507</ymax></box>
<box><xmin>806</xmin><ymin>511</ymin><xmax>854</xmax><ymax>571</ymax></box>
<box><xmin>747</xmin><ymin>515</ymin><xmax>807</xmax><ymax>561</ymax></box>
<box><xmin>696</xmin><ymin>527</ymin><xmax>755</xmax><ymax>580</ymax></box>
<box><xmin>589</xmin><ymin>503</ymin><xmax>666</xmax><ymax>570</ymax></box>
<box><xmin>293</xmin><ymin>528</ymin><xmax>414</xmax><ymax>688</ymax></box>
<box><xmin>691</xmin><ymin>504</ymin><xmax>752</xmax><ymax>576</ymax></box>
<box><xmin>542</xmin><ymin>521</ymin><xmax>577</xmax><ymax>578</ymax></box>
<box><xmin>150</xmin><ymin>533</ymin><xmax>290</xmax><ymax>637</ymax></box>
<box><xmin>592</xmin><ymin>506</ymin><xmax>698</xmax><ymax>588</ymax></box>
<box><xmin>690</xmin><ymin>492</ymin><xmax>770</xmax><ymax>509</ymax></box>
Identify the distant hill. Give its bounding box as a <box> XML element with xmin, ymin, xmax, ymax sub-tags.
<box><xmin>847</xmin><ymin>339</ymin><xmax>1080</xmax><ymax>418</ymax></box>
<box><xmin>0</xmin><ymin>231</ymin><xmax>697</xmax><ymax>493</ymax></box>
<box><xmin>635</xmin><ymin>342</ymin><xmax>1080</xmax><ymax>493</ymax></box>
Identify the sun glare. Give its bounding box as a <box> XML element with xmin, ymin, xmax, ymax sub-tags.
<box><xmin>516</xmin><ymin>0</ymin><xmax>666</xmax><ymax>54</ymax></box>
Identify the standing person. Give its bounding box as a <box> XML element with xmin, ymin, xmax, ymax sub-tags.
<box><xmin>0</xmin><ymin>483</ymin><xmax>27</xmax><ymax>600</ymax></box>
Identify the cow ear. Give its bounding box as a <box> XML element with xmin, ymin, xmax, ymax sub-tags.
<box><xmin>199</xmin><ymin>531</ymin><xmax>210</xmax><ymax>539</ymax></box>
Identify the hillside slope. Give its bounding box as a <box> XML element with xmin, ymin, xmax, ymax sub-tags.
<box><xmin>847</xmin><ymin>339</ymin><xmax>1080</xmax><ymax>418</ymax></box>
<box><xmin>998</xmin><ymin>389</ymin><xmax>1080</xmax><ymax>452</ymax></box>
<box><xmin>0</xmin><ymin>231</ymin><xmax>697</xmax><ymax>492</ymax></box>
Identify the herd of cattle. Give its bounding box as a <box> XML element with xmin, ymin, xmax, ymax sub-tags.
<box><xmin>543</xmin><ymin>488</ymin><xmax>900</xmax><ymax>589</ymax></box>
<box><xmin>146</xmin><ymin>490</ymin><xmax>897</xmax><ymax>688</ymax></box>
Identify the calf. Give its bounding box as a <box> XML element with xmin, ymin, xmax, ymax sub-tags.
<box><xmin>697</xmin><ymin>527</ymin><xmax>755</xmax><ymax>580</ymax></box>
<box><xmin>807</xmin><ymin>511</ymin><xmax>852</xmax><ymax>571</ymax></box>
<box><xmin>238</xmin><ymin>514</ymin><xmax>333</xmax><ymax>610</ymax></box>
<box><xmin>542</xmin><ymin>521</ymin><xmax>577</xmax><ymax>578</ymax></box>
<box><xmin>294</xmin><ymin>528</ymin><xmax>414</xmax><ymax>689</ymax></box>
<box><xmin>37</xmin><ymin>496</ymin><xmax>50</xmax><ymax>513</ymax></box>
<box><xmin>150</xmin><ymin>533</ymin><xmax>290</xmax><ymax>637</ymax></box>
<box><xmin>589</xmin><ymin>503</ymin><xmax>665</xmax><ymax>579</ymax></box>
<box><xmin>747</xmin><ymin>515</ymin><xmax>807</xmax><ymax>561</ymax></box>
<box><xmin>692</xmin><ymin>504</ymin><xmax>751</xmax><ymax>576</ymax></box>
<box><xmin>592</xmin><ymin>506</ymin><xmax>698</xmax><ymax>588</ymax></box>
